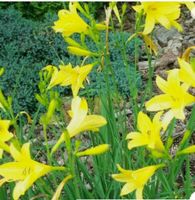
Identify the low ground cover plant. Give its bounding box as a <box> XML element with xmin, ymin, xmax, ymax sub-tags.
<box><xmin>0</xmin><ymin>2</ymin><xmax>195</xmax><ymax>200</ymax></box>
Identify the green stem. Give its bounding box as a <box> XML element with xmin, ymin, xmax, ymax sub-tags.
<box><xmin>43</xmin><ymin>124</ymin><xmax>51</xmax><ymax>163</ymax></box>
<box><xmin>63</xmin><ymin>130</ymin><xmax>81</xmax><ymax>199</ymax></box>
<box><xmin>43</xmin><ymin>124</ymin><xmax>58</xmax><ymax>188</ymax></box>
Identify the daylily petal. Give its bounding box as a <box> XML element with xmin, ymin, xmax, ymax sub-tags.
<box><xmin>143</xmin><ymin>14</ymin><xmax>155</xmax><ymax>35</ymax></box>
<box><xmin>183</xmin><ymin>92</ymin><xmax>195</xmax><ymax>106</ymax></box>
<box><xmin>156</xmin><ymin>15</ymin><xmax>171</xmax><ymax>29</ymax></box>
<box><xmin>57</xmin><ymin>66</ymin><xmax>76</xmax><ymax>86</ymax></box>
<box><xmin>10</xmin><ymin>144</ymin><xmax>22</xmax><ymax>161</ymax></box>
<box><xmin>171</xmin><ymin>20</ymin><xmax>183</xmax><ymax>32</ymax></box>
<box><xmin>162</xmin><ymin>110</ymin><xmax>175</xmax><ymax>130</ymax></box>
<box><xmin>71</xmin><ymin>96</ymin><xmax>88</xmax><ymax>117</ymax></box>
<box><xmin>0</xmin><ymin>141</ymin><xmax>10</xmax><ymax>154</ymax></box>
<box><xmin>0</xmin><ymin>120</ymin><xmax>13</xmax><ymax>157</ymax></box>
<box><xmin>117</xmin><ymin>164</ymin><xmax>133</xmax><ymax>174</ymax></box>
<box><xmin>172</xmin><ymin>108</ymin><xmax>185</xmax><ymax>120</ymax></box>
<box><xmin>136</xmin><ymin>187</ymin><xmax>144</xmax><ymax>200</ymax></box>
<box><xmin>112</xmin><ymin>173</ymin><xmax>133</xmax><ymax>183</ymax></box>
<box><xmin>120</xmin><ymin>183</ymin><xmax>136</xmax><ymax>196</ymax></box>
<box><xmin>181</xmin><ymin>83</ymin><xmax>190</xmax><ymax>93</ymax></box>
<box><xmin>0</xmin><ymin>120</ymin><xmax>12</xmax><ymax>141</ymax></box>
<box><xmin>134</xmin><ymin>164</ymin><xmax>163</xmax><ymax>185</ymax></box>
<box><xmin>126</xmin><ymin>132</ymin><xmax>140</xmax><ymax>140</ymax></box>
<box><xmin>71</xmin><ymin>64</ymin><xmax>93</xmax><ymax>97</ymax></box>
<box><xmin>156</xmin><ymin>76</ymin><xmax>169</xmax><ymax>94</ymax></box>
<box><xmin>146</xmin><ymin>94</ymin><xmax>172</xmax><ymax>111</ymax></box>
<box><xmin>52</xmin><ymin>175</ymin><xmax>73</xmax><ymax>200</ymax></box>
<box><xmin>178</xmin><ymin>58</ymin><xmax>195</xmax><ymax>87</ymax></box>
<box><xmin>167</xmin><ymin>9</ymin><xmax>180</xmax><ymax>19</ymax></box>
<box><xmin>21</xmin><ymin>143</ymin><xmax>31</xmax><ymax>160</ymax></box>
<box><xmin>0</xmin><ymin>162</ymin><xmax>28</xmax><ymax>180</ymax></box>
<box><xmin>127</xmin><ymin>132</ymin><xmax>149</xmax><ymax>150</ymax></box>
<box><xmin>69</xmin><ymin>115</ymin><xmax>107</xmax><ymax>138</ymax></box>
<box><xmin>13</xmin><ymin>174</ymin><xmax>37</xmax><ymax>200</ymax></box>
<box><xmin>67</xmin><ymin>97</ymin><xmax>88</xmax><ymax>136</ymax></box>
<box><xmin>48</xmin><ymin>64</ymin><xmax>74</xmax><ymax>89</ymax></box>
<box><xmin>152</xmin><ymin>111</ymin><xmax>163</xmax><ymax>129</ymax></box>
<box><xmin>167</xmin><ymin>69</ymin><xmax>180</xmax><ymax>87</ymax></box>
<box><xmin>137</xmin><ymin>111</ymin><xmax>152</xmax><ymax>133</ymax></box>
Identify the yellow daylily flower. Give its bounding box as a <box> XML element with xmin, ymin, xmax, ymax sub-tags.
<box><xmin>67</xmin><ymin>97</ymin><xmax>107</xmax><ymax>137</ymax></box>
<box><xmin>133</xmin><ymin>2</ymin><xmax>182</xmax><ymax>35</ymax></box>
<box><xmin>0</xmin><ymin>143</ymin><xmax>65</xmax><ymax>200</ymax></box>
<box><xmin>146</xmin><ymin>70</ymin><xmax>195</xmax><ymax>129</ymax></box>
<box><xmin>53</xmin><ymin>4</ymin><xmax>88</xmax><ymax>37</ymax></box>
<box><xmin>126</xmin><ymin>112</ymin><xmax>165</xmax><ymax>153</ymax></box>
<box><xmin>48</xmin><ymin>63</ymin><xmax>94</xmax><ymax>97</ymax></box>
<box><xmin>0</xmin><ymin>120</ymin><xmax>13</xmax><ymax>158</ymax></box>
<box><xmin>51</xmin><ymin>96</ymin><xmax>107</xmax><ymax>154</ymax></box>
<box><xmin>112</xmin><ymin>164</ymin><xmax>163</xmax><ymax>199</ymax></box>
<box><xmin>178</xmin><ymin>58</ymin><xmax>195</xmax><ymax>87</ymax></box>
<box><xmin>76</xmin><ymin>144</ymin><xmax>109</xmax><ymax>157</ymax></box>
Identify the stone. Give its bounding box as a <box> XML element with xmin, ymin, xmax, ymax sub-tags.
<box><xmin>154</xmin><ymin>26</ymin><xmax>182</xmax><ymax>47</ymax></box>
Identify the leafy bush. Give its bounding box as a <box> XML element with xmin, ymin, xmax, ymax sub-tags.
<box><xmin>0</xmin><ymin>9</ymin><xmax>67</xmax><ymax>114</ymax></box>
<box><xmin>0</xmin><ymin>8</ymin><xmax>141</xmax><ymax>114</ymax></box>
<box><xmin>0</xmin><ymin>2</ymin><xmax>105</xmax><ymax>20</ymax></box>
<box><xmin>0</xmin><ymin>2</ymin><xmax>65</xmax><ymax>20</ymax></box>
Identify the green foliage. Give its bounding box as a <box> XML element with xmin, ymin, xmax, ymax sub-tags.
<box><xmin>0</xmin><ymin>8</ymin><xmax>141</xmax><ymax>114</ymax></box>
<box><xmin>0</xmin><ymin>2</ymin><xmax>105</xmax><ymax>20</ymax></box>
<box><xmin>0</xmin><ymin>2</ymin><xmax>65</xmax><ymax>20</ymax></box>
<box><xmin>87</xmin><ymin>2</ymin><xmax>106</xmax><ymax>18</ymax></box>
<box><xmin>0</xmin><ymin>8</ymin><xmax>67</xmax><ymax>114</ymax></box>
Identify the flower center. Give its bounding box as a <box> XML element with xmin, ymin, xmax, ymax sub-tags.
<box><xmin>22</xmin><ymin>167</ymin><xmax>32</xmax><ymax>176</ymax></box>
<box><xmin>148</xmin><ymin>6</ymin><xmax>157</xmax><ymax>11</ymax></box>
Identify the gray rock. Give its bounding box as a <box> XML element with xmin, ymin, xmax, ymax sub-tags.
<box><xmin>165</xmin><ymin>39</ymin><xmax>182</xmax><ymax>55</ymax></box>
<box><xmin>155</xmin><ymin>26</ymin><xmax>182</xmax><ymax>47</ymax></box>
